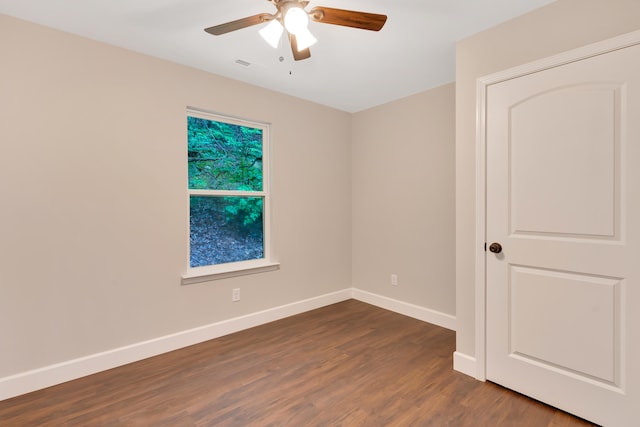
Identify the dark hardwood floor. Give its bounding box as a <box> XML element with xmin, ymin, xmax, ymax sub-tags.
<box><xmin>0</xmin><ymin>300</ymin><xmax>597</xmax><ymax>426</ymax></box>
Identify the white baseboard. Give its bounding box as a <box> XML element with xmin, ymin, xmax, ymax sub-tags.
<box><xmin>1</xmin><ymin>288</ymin><xmax>460</xmax><ymax>401</ymax></box>
<box><xmin>351</xmin><ymin>288</ymin><xmax>456</xmax><ymax>331</ymax></box>
<box><xmin>453</xmin><ymin>351</ymin><xmax>478</xmax><ymax>378</ymax></box>
<box><xmin>0</xmin><ymin>289</ymin><xmax>352</xmax><ymax>401</ymax></box>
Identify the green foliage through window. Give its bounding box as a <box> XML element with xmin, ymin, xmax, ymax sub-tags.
<box><xmin>188</xmin><ymin>116</ymin><xmax>263</xmax><ymax>191</ymax></box>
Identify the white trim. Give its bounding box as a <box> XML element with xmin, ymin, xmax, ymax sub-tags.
<box><xmin>186</xmin><ymin>106</ymin><xmax>271</xmax><ymax>127</ymax></box>
<box><xmin>188</xmin><ymin>189</ymin><xmax>265</xmax><ymax>197</ymax></box>
<box><xmin>352</xmin><ymin>288</ymin><xmax>456</xmax><ymax>331</ymax></box>
<box><xmin>0</xmin><ymin>288</ymin><xmax>458</xmax><ymax>401</ymax></box>
<box><xmin>0</xmin><ymin>289</ymin><xmax>351</xmax><ymax>401</ymax></box>
<box><xmin>475</xmin><ymin>73</ymin><xmax>488</xmax><ymax>381</ymax></box>
<box><xmin>182</xmin><ymin>260</ymin><xmax>280</xmax><ymax>285</ymax></box>
<box><xmin>453</xmin><ymin>351</ymin><xmax>477</xmax><ymax>378</ymax></box>
<box><xmin>474</xmin><ymin>29</ymin><xmax>640</xmax><ymax>383</ymax></box>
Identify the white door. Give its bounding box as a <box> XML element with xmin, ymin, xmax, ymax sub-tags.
<box><xmin>485</xmin><ymin>42</ymin><xmax>640</xmax><ymax>426</ymax></box>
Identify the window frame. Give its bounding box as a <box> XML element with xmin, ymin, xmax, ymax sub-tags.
<box><xmin>181</xmin><ymin>108</ymin><xmax>278</xmax><ymax>285</ymax></box>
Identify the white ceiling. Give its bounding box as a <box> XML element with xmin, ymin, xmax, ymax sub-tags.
<box><xmin>0</xmin><ymin>0</ymin><xmax>556</xmax><ymax>112</ymax></box>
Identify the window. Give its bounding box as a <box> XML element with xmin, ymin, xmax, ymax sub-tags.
<box><xmin>183</xmin><ymin>109</ymin><xmax>277</xmax><ymax>284</ymax></box>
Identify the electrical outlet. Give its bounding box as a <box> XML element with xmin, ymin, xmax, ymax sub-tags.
<box><xmin>232</xmin><ymin>288</ymin><xmax>240</xmax><ymax>302</ymax></box>
<box><xmin>391</xmin><ymin>274</ymin><xmax>398</xmax><ymax>286</ymax></box>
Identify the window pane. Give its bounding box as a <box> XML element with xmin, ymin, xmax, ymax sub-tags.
<box><xmin>188</xmin><ymin>116</ymin><xmax>263</xmax><ymax>191</ymax></box>
<box><xmin>190</xmin><ymin>196</ymin><xmax>264</xmax><ymax>267</ymax></box>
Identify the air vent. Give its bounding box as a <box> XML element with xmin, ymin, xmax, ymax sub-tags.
<box><xmin>235</xmin><ymin>59</ymin><xmax>251</xmax><ymax>67</ymax></box>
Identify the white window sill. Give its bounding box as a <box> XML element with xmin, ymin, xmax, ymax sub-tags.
<box><xmin>181</xmin><ymin>260</ymin><xmax>280</xmax><ymax>285</ymax></box>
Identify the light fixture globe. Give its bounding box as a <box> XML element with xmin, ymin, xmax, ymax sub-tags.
<box><xmin>259</xmin><ymin>19</ymin><xmax>284</xmax><ymax>48</ymax></box>
<box><xmin>283</xmin><ymin>6</ymin><xmax>309</xmax><ymax>35</ymax></box>
<box><xmin>294</xmin><ymin>26</ymin><xmax>317</xmax><ymax>51</ymax></box>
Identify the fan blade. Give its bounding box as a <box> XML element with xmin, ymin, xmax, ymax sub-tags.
<box><xmin>310</xmin><ymin>7</ymin><xmax>387</xmax><ymax>31</ymax></box>
<box><xmin>289</xmin><ymin>34</ymin><xmax>311</xmax><ymax>61</ymax></box>
<box><xmin>205</xmin><ymin>13</ymin><xmax>272</xmax><ymax>35</ymax></box>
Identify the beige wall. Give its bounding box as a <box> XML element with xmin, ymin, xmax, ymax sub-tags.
<box><xmin>7</xmin><ymin>0</ymin><xmax>637</xmax><ymax>385</ymax></box>
<box><xmin>0</xmin><ymin>14</ymin><xmax>352</xmax><ymax>377</ymax></box>
<box><xmin>352</xmin><ymin>84</ymin><xmax>456</xmax><ymax>315</ymax></box>
<box><xmin>455</xmin><ymin>0</ymin><xmax>640</xmax><ymax>357</ymax></box>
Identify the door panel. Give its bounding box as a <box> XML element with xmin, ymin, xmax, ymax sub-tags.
<box><xmin>486</xmin><ymin>42</ymin><xmax>639</xmax><ymax>426</ymax></box>
<box><xmin>509</xmin><ymin>265</ymin><xmax>620</xmax><ymax>384</ymax></box>
<box><xmin>510</xmin><ymin>85</ymin><xmax>620</xmax><ymax>238</ymax></box>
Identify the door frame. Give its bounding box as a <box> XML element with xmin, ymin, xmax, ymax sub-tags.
<box><xmin>474</xmin><ymin>29</ymin><xmax>640</xmax><ymax>381</ymax></box>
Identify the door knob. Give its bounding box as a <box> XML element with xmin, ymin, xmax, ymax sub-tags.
<box><xmin>489</xmin><ymin>242</ymin><xmax>502</xmax><ymax>254</ymax></box>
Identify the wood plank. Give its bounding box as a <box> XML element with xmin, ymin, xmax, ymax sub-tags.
<box><xmin>0</xmin><ymin>300</ymin><xmax>597</xmax><ymax>426</ymax></box>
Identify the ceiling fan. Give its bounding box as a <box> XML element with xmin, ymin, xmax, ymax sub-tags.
<box><xmin>204</xmin><ymin>0</ymin><xmax>387</xmax><ymax>61</ymax></box>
